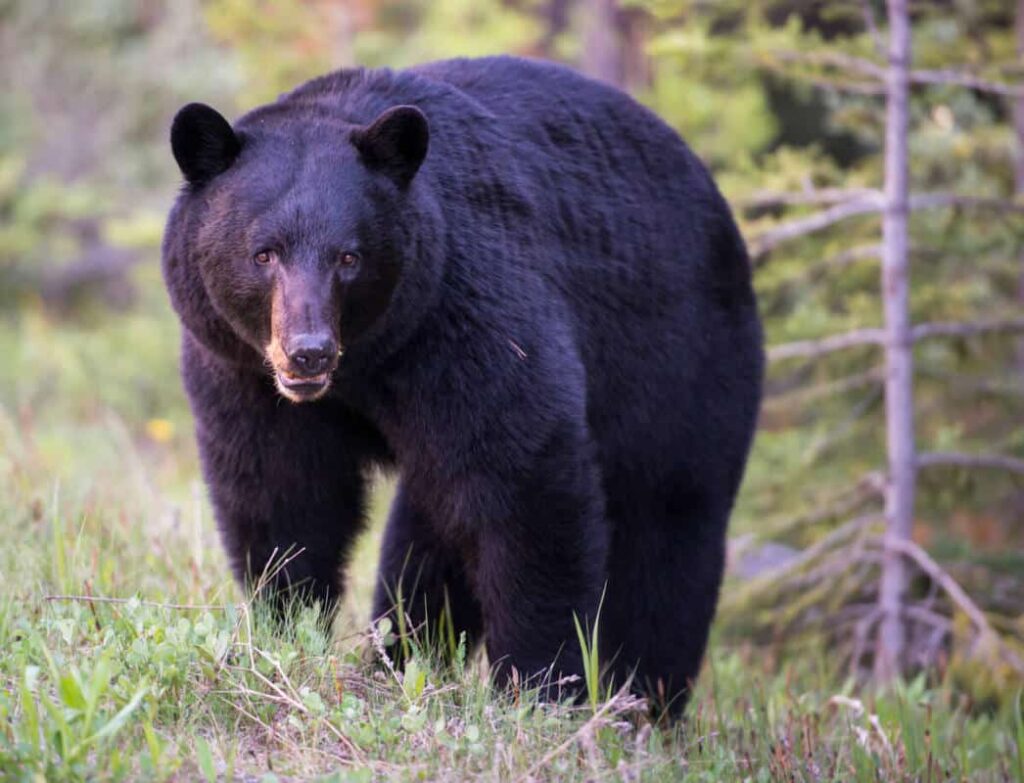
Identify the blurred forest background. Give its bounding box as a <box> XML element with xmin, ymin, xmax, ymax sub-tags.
<box><xmin>2</xmin><ymin>0</ymin><xmax>1024</xmax><ymax>779</ymax></box>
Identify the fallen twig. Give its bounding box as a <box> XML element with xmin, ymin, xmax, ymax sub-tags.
<box><xmin>43</xmin><ymin>594</ymin><xmax>227</xmax><ymax>611</ymax></box>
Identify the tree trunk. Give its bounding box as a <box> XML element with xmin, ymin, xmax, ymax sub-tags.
<box><xmin>323</xmin><ymin>0</ymin><xmax>356</xmax><ymax>69</ymax></box>
<box><xmin>1014</xmin><ymin>0</ymin><xmax>1024</xmax><ymax>376</ymax></box>
<box><xmin>875</xmin><ymin>0</ymin><xmax>915</xmax><ymax>682</ymax></box>
<box><xmin>537</xmin><ymin>0</ymin><xmax>571</xmax><ymax>59</ymax></box>
<box><xmin>581</xmin><ymin>0</ymin><xmax>623</xmax><ymax>87</ymax></box>
<box><xmin>619</xmin><ymin>8</ymin><xmax>652</xmax><ymax>92</ymax></box>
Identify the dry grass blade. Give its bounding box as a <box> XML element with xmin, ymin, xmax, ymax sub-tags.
<box><xmin>522</xmin><ymin>685</ymin><xmax>647</xmax><ymax>781</ymax></box>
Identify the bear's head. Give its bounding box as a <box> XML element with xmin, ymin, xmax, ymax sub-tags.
<box><xmin>163</xmin><ymin>101</ymin><xmax>440</xmax><ymax>402</ymax></box>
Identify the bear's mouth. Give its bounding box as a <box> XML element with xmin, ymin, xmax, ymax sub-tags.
<box><xmin>273</xmin><ymin>369</ymin><xmax>332</xmax><ymax>403</ymax></box>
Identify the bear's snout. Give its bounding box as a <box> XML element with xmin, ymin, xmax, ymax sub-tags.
<box><xmin>285</xmin><ymin>333</ymin><xmax>338</xmax><ymax>378</ymax></box>
<box><xmin>266</xmin><ymin>330</ymin><xmax>340</xmax><ymax>403</ymax></box>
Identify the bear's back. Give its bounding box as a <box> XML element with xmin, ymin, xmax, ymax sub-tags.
<box><xmin>406</xmin><ymin>57</ymin><xmax>729</xmax><ymax>295</ymax></box>
<box><xmin>268</xmin><ymin>55</ymin><xmax>711</xmax><ymax>223</ymax></box>
<box><xmin>410</xmin><ymin>56</ymin><xmax>712</xmax><ymax>220</ymax></box>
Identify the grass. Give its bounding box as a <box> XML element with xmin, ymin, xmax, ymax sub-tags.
<box><xmin>2</xmin><ymin>276</ymin><xmax>1023</xmax><ymax>781</ymax></box>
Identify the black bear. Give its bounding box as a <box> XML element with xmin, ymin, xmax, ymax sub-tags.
<box><xmin>163</xmin><ymin>56</ymin><xmax>762</xmax><ymax>714</ymax></box>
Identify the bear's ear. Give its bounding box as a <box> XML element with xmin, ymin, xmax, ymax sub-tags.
<box><xmin>350</xmin><ymin>105</ymin><xmax>429</xmax><ymax>187</ymax></box>
<box><xmin>170</xmin><ymin>103</ymin><xmax>241</xmax><ymax>186</ymax></box>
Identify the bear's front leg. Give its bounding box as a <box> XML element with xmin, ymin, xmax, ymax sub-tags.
<box><xmin>372</xmin><ymin>483</ymin><xmax>485</xmax><ymax>665</ymax></box>
<box><xmin>182</xmin><ymin>335</ymin><xmax>378</xmax><ymax>613</ymax></box>
<box><xmin>464</xmin><ymin>420</ymin><xmax>609</xmax><ymax>700</ymax></box>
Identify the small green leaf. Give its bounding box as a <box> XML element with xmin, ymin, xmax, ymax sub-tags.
<box><xmin>58</xmin><ymin>672</ymin><xmax>87</xmax><ymax>711</ymax></box>
<box><xmin>402</xmin><ymin>658</ymin><xmax>427</xmax><ymax>701</ymax></box>
<box><xmin>301</xmin><ymin>687</ymin><xmax>326</xmax><ymax>715</ymax></box>
<box><xmin>401</xmin><ymin>706</ymin><xmax>427</xmax><ymax>733</ymax></box>
<box><xmin>88</xmin><ymin>684</ymin><xmax>148</xmax><ymax>744</ymax></box>
<box><xmin>195</xmin><ymin>734</ymin><xmax>216</xmax><ymax>783</ymax></box>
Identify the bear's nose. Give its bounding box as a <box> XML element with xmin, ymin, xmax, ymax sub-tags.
<box><xmin>285</xmin><ymin>334</ymin><xmax>337</xmax><ymax>377</ymax></box>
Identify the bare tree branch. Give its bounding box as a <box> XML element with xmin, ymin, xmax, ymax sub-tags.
<box><xmin>758</xmin><ymin>472</ymin><xmax>885</xmax><ymax>540</ymax></box>
<box><xmin>789</xmin><ymin>243</ymin><xmax>884</xmax><ymax>284</ymax></box>
<box><xmin>768</xmin><ymin>317</ymin><xmax>1024</xmax><ymax>363</ymax></box>
<box><xmin>750</xmin><ymin>196</ymin><xmax>883</xmax><ymax>259</ymax></box>
<box><xmin>739</xmin><ymin>188</ymin><xmax>879</xmax><ymax>209</ymax></box>
<box><xmin>908</xmin><ymin>192</ymin><xmax>1024</xmax><ymax>212</ymax></box>
<box><xmin>760</xmin><ymin>50</ymin><xmax>886</xmax><ymax>94</ymax></box>
<box><xmin>902</xmin><ymin>604</ymin><xmax>953</xmax><ymax>634</ymax></box>
<box><xmin>911</xmin><ymin>317</ymin><xmax>1024</xmax><ymax>341</ymax></box>
<box><xmin>767</xmin><ymin>49</ymin><xmax>1024</xmax><ymax>98</ymax></box>
<box><xmin>740</xmin><ymin>514</ymin><xmax>883</xmax><ymax>587</ymax></box>
<box><xmin>860</xmin><ymin>0</ymin><xmax>886</xmax><ymax>57</ymax></box>
<box><xmin>917</xmin><ymin>370</ymin><xmax>1024</xmax><ymax>399</ymax></box>
<box><xmin>771</xmin><ymin>49</ymin><xmax>887</xmax><ymax>80</ymax></box>
<box><xmin>768</xmin><ymin>328</ymin><xmax>885</xmax><ymax>362</ymax></box>
<box><xmin>816</xmin><ymin>243</ymin><xmax>884</xmax><ymax>271</ymax></box>
<box><xmin>881</xmin><ymin>537</ymin><xmax>1024</xmax><ymax>673</ymax></box>
<box><xmin>805</xmin><ymin>385</ymin><xmax>883</xmax><ymax>463</ymax></box>
<box><xmin>918</xmin><ymin>451</ymin><xmax>1024</xmax><ymax>476</ymax></box>
<box><xmin>850</xmin><ymin>607</ymin><xmax>883</xmax><ymax>677</ymax></box>
<box><xmin>763</xmin><ymin>366</ymin><xmax>883</xmax><ymax>409</ymax></box>
<box><xmin>750</xmin><ymin>192</ymin><xmax>1024</xmax><ymax>261</ymax></box>
<box><xmin>910</xmin><ymin>67</ymin><xmax>1024</xmax><ymax>98</ymax></box>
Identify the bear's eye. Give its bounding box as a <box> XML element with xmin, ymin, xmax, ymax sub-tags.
<box><xmin>253</xmin><ymin>249</ymin><xmax>277</xmax><ymax>266</ymax></box>
<box><xmin>339</xmin><ymin>251</ymin><xmax>361</xmax><ymax>268</ymax></box>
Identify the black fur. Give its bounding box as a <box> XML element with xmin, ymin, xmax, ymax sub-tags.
<box><xmin>162</xmin><ymin>55</ymin><xmax>763</xmax><ymax>715</ymax></box>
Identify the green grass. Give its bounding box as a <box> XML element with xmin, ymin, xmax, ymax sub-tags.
<box><xmin>2</xmin><ymin>280</ymin><xmax>1023</xmax><ymax>781</ymax></box>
